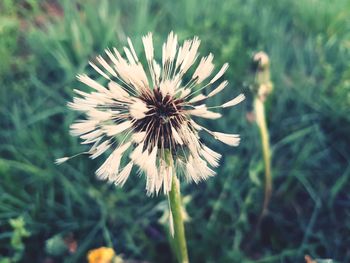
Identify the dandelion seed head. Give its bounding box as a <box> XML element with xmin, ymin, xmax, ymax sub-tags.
<box><xmin>60</xmin><ymin>32</ymin><xmax>244</xmax><ymax>195</ymax></box>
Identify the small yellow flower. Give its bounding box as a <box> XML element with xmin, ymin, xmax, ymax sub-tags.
<box><xmin>87</xmin><ymin>247</ymin><xmax>115</xmax><ymax>263</ymax></box>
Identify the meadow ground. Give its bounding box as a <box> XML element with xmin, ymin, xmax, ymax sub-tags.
<box><xmin>1</xmin><ymin>0</ymin><xmax>350</xmax><ymax>262</ymax></box>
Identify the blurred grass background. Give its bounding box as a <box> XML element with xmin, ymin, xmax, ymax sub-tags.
<box><xmin>1</xmin><ymin>0</ymin><xmax>350</xmax><ymax>262</ymax></box>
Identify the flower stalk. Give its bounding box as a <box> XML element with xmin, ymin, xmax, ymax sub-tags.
<box><xmin>252</xmin><ymin>52</ymin><xmax>273</xmax><ymax>216</ymax></box>
<box><xmin>165</xmin><ymin>150</ymin><xmax>189</xmax><ymax>263</ymax></box>
<box><xmin>169</xmin><ymin>176</ymin><xmax>189</xmax><ymax>263</ymax></box>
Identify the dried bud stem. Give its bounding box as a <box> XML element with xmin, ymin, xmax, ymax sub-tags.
<box><xmin>252</xmin><ymin>51</ymin><xmax>273</xmax><ymax>216</ymax></box>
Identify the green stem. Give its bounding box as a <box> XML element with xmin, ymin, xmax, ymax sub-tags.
<box><xmin>254</xmin><ymin>97</ymin><xmax>272</xmax><ymax>215</ymax></box>
<box><xmin>169</xmin><ymin>176</ymin><xmax>189</xmax><ymax>263</ymax></box>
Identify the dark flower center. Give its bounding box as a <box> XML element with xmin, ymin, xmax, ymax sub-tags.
<box><xmin>133</xmin><ymin>88</ymin><xmax>185</xmax><ymax>149</ymax></box>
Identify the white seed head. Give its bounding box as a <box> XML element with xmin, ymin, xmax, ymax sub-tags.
<box><xmin>59</xmin><ymin>32</ymin><xmax>243</xmax><ymax>195</ymax></box>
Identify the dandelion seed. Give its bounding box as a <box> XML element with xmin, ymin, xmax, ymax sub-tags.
<box><xmin>221</xmin><ymin>94</ymin><xmax>246</xmax><ymax>108</ymax></box>
<box><xmin>55</xmin><ymin>157</ymin><xmax>69</xmax><ymax>165</ymax></box>
<box><xmin>58</xmin><ymin>32</ymin><xmax>244</xmax><ymax>195</ymax></box>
